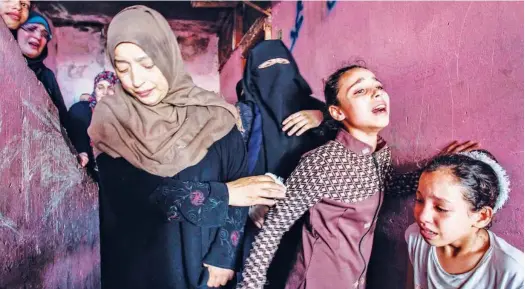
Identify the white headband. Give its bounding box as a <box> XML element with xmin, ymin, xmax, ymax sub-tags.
<box><xmin>458</xmin><ymin>151</ymin><xmax>510</xmax><ymax>212</ymax></box>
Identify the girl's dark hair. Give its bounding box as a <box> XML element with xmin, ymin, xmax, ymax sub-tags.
<box><xmin>319</xmin><ymin>64</ymin><xmax>366</xmax><ymax>138</ymax></box>
<box><xmin>422</xmin><ymin>150</ymin><xmax>500</xmax><ymax>212</ymax></box>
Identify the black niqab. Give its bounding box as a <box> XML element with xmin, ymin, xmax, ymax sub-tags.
<box><xmin>241</xmin><ymin>40</ymin><xmax>326</xmax><ymax>179</ymax></box>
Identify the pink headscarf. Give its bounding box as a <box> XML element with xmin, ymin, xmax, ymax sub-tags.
<box><xmin>88</xmin><ymin>71</ymin><xmax>119</xmax><ymax>109</ymax></box>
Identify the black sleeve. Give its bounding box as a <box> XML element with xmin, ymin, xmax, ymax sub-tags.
<box><xmin>203</xmin><ymin>128</ymin><xmax>250</xmax><ymax>269</ymax></box>
<box><xmin>308</xmin><ymin>96</ymin><xmax>327</xmax><ymax>113</ymax></box>
<box><xmin>41</xmin><ymin>69</ymin><xmax>70</xmax><ymax>134</ymax></box>
<box><xmin>386</xmin><ymin>164</ymin><xmax>422</xmax><ymax>198</ymax></box>
<box><xmin>97</xmin><ymin>154</ymin><xmax>230</xmax><ymax>227</ymax></box>
<box><xmin>67</xmin><ymin>104</ymin><xmax>91</xmax><ymax>154</ymax></box>
<box><xmin>149</xmin><ymin>179</ymin><xmax>230</xmax><ymax>227</ymax></box>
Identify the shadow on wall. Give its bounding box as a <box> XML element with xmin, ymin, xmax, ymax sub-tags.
<box><xmin>367</xmin><ymin>195</ymin><xmax>414</xmax><ymax>289</ymax></box>
<box><xmin>0</xmin><ymin>20</ymin><xmax>100</xmax><ymax>289</ymax></box>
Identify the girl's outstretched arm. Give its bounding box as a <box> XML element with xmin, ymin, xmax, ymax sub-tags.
<box><xmin>237</xmin><ymin>152</ymin><xmax>327</xmax><ymax>289</ymax></box>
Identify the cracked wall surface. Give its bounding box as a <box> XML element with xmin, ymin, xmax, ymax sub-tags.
<box><xmin>0</xmin><ymin>21</ymin><xmax>100</xmax><ymax>289</ymax></box>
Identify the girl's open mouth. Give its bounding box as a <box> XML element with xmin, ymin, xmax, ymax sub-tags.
<box><xmin>372</xmin><ymin>104</ymin><xmax>387</xmax><ymax>114</ymax></box>
<box><xmin>28</xmin><ymin>41</ymin><xmax>39</xmax><ymax>50</ymax></box>
<box><xmin>419</xmin><ymin>226</ymin><xmax>438</xmax><ymax>240</ymax></box>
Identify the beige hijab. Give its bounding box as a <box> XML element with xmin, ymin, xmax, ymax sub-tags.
<box><xmin>88</xmin><ymin>5</ymin><xmax>238</xmax><ymax>177</ymax></box>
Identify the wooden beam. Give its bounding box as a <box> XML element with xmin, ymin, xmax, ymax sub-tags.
<box><xmin>218</xmin><ymin>4</ymin><xmax>273</xmax><ymax>71</ymax></box>
<box><xmin>216</xmin><ymin>11</ymin><xmax>230</xmax><ymax>30</ymax></box>
<box><xmin>263</xmin><ymin>17</ymin><xmax>272</xmax><ymax>40</ymax></box>
<box><xmin>191</xmin><ymin>1</ymin><xmax>239</xmax><ymax>8</ymax></box>
<box><xmin>242</xmin><ymin>1</ymin><xmax>271</xmax><ymax>17</ymax></box>
<box><xmin>218</xmin><ymin>10</ymin><xmax>235</xmax><ymax>71</ymax></box>
<box><xmin>219</xmin><ymin>14</ymin><xmax>266</xmax><ymax>71</ymax></box>
<box><xmin>232</xmin><ymin>5</ymin><xmax>243</xmax><ymax>49</ymax></box>
<box><xmin>239</xmin><ymin>16</ymin><xmax>266</xmax><ymax>59</ymax></box>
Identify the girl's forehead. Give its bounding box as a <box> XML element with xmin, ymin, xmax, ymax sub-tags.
<box><xmin>339</xmin><ymin>68</ymin><xmax>377</xmax><ymax>88</ymax></box>
<box><xmin>419</xmin><ymin>170</ymin><xmax>467</xmax><ymax>201</ymax></box>
<box><xmin>344</xmin><ymin>68</ymin><xmax>374</xmax><ymax>79</ymax></box>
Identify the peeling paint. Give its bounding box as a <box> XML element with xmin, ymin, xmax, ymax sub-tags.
<box><xmin>1</xmin><ymin>20</ymin><xmax>100</xmax><ymax>289</ymax></box>
<box><xmin>0</xmin><ymin>212</ymin><xmax>21</xmax><ymax>237</ymax></box>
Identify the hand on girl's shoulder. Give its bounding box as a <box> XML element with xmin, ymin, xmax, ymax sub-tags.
<box><xmin>439</xmin><ymin>140</ymin><xmax>480</xmax><ymax>155</ymax></box>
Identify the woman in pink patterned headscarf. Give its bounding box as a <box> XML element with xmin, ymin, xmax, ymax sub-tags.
<box><xmin>87</xmin><ymin>70</ymin><xmax>119</xmax><ymax>110</ymax></box>
<box><xmin>69</xmin><ymin>71</ymin><xmax>118</xmax><ymax>171</ymax></box>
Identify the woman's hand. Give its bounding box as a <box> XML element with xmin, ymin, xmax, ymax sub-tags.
<box><xmin>249</xmin><ymin>205</ymin><xmax>270</xmax><ymax>228</ymax></box>
<box><xmin>79</xmin><ymin>93</ymin><xmax>92</xmax><ymax>102</ymax></box>
<box><xmin>226</xmin><ymin>175</ymin><xmax>286</xmax><ymax>207</ymax></box>
<box><xmin>77</xmin><ymin>152</ymin><xmax>89</xmax><ymax>168</ymax></box>
<box><xmin>203</xmin><ymin>263</ymin><xmax>234</xmax><ymax>287</ymax></box>
<box><xmin>282</xmin><ymin>110</ymin><xmax>323</xmax><ymax>136</ymax></box>
<box><xmin>439</xmin><ymin>140</ymin><xmax>480</xmax><ymax>155</ymax></box>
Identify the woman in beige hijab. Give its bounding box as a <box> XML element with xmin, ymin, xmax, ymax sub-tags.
<box><xmin>89</xmin><ymin>6</ymin><xmax>285</xmax><ymax>289</ymax></box>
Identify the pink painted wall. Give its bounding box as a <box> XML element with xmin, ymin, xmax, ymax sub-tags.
<box><xmin>220</xmin><ymin>48</ymin><xmax>244</xmax><ymax>104</ymax></box>
<box><xmin>0</xmin><ymin>22</ymin><xmax>100</xmax><ymax>289</ymax></box>
<box><xmin>174</xmin><ymin>28</ymin><xmax>221</xmax><ymax>97</ymax></box>
<box><xmin>50</xmin><ymin>25</ymin><xmax>112</xmax><ymax>109</ymax></box>
<box><xmin>220</xmin><ymin>1</ymin><xmax>523</xmax><ymax>287</ymax></box>
<box><xmin>47</xmin><ymin>20</ymin><xmax>221</xmax><ymax>109</ymax></box>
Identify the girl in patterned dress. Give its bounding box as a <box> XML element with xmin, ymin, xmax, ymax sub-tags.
<box><xmin>238</xmin><ymin>65</ymin><xmax>413</xmax><ymax>289</ymax></box>
<box><xmin>238</xmin><ymin>65</ymin><xmax>478</xmax><ymax>289</ymax></box>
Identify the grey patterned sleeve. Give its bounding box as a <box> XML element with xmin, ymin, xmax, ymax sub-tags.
<box><xmin>237</xmin><ymin>153</ymin><xmax>327</xmax><ymax>289</ymax></box>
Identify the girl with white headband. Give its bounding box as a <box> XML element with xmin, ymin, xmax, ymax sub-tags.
<box><xmin>406</xmin><ymin>150</ymin><xmax>523</xmax><ymax>289</ymax></box>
